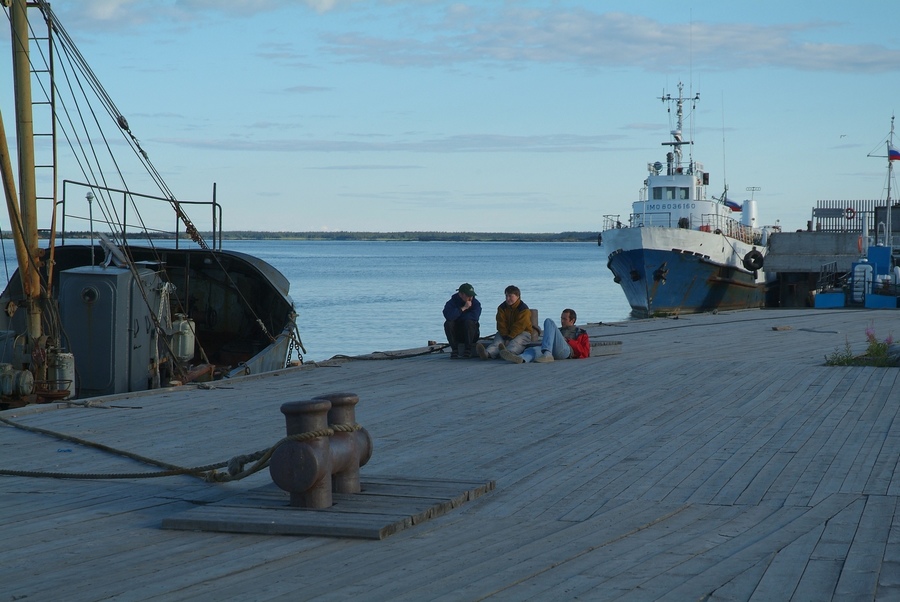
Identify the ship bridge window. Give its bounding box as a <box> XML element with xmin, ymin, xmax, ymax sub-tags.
<box><xmin>653</xmin><ymin>187</ymin><xmax>690</xmax><ymax>201</ymax></box>
<box><xmin>662</xmin><ymin>187</ymin><xmax>689</xmax><ymax>200</ymax></box>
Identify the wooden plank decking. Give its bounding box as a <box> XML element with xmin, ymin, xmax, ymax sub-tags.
<box><xmin>1</xmin><ymin>308</ymin><xmax>899</xmax><ymax>600</ymax></box>
<box><xmin>162</xmin><ymin>477</ymin><xmax>496</xmax><ymax>539</ymax></box>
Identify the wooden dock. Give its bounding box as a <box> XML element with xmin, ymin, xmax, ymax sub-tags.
<box><xmin>2</xmin><ymin>308</ymin><xmax>899</xmax><ymax>600</ymax></box>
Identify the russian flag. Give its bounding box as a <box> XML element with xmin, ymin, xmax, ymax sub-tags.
<box><xmin>889</xmin><ymin>142</ymin><xmax>900</xmax><ymax>162</ymax></box>
<box><xmin>724</xmin><ymin>198</ymin><xmax>742</xmax><ymax>211</ymax></box>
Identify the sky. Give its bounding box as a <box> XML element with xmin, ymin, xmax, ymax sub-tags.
<box><xmin>2</xmin><ymin>0</ymin><xmax>900</xmax><ymax>233</ymax></box>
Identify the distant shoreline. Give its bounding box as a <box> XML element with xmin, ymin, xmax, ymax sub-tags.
<box><xmin>37</xmin><ymin>231</ymin><xmax>601</xmax><ymax>243</ymax></box>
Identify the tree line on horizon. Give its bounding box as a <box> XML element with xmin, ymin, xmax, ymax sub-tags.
<box><xmin>31</xmin><ymin>230</ymin><xmax>600</xmax><ymax>242</ymax></box>
<box><xmin>220</xmin><ymin>231</ymin><xmax>599</xmax><ymax>242</ymax></box>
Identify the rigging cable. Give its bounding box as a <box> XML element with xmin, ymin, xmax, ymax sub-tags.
<box><xmin>10</xmin><ymin>2</ymin><xmax>287</xmax><ymax>356</ymax></box>
<box><xmin>40</xmin><ymin>1</ymin><xmax>278</xmax><ymax>345</ymax></box>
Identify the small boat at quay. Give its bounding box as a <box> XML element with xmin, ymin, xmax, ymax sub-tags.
<box><xmin>0</xmin><ymin>0</ymin><xmax>301</xmax><ymax>406</ymax></box>
<box><xmin>600</xmin><ymin>82</ymin><xmax>777</xmax><ymax>317</ymax></box>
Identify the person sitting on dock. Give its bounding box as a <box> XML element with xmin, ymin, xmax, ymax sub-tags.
<box><xmin>476</xmin><ymin>285</ymin><xmax>532</xmax><ymax>359</ymax></box>
<box><xmin>443</xmin><ymin>283</ymin><xmax>482</xmax><ymax>359</ymax></box>
<box><xmin>500</xmin><ymin>308</ymin><xmax>590</xmax><ymax>364</ymax></box>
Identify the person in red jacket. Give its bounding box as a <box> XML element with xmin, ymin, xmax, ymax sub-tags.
<box><xmin>500</xmin><ymin>308</ymin><xmax>590</xmax><ymax>364</ymax></box>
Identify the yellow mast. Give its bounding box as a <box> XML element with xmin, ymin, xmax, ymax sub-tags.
<box><xmin>0</xmin><ymin>113</ymin><xmax>30</xmax><ymax>288</ymax></box>
<box><xmin>9</xmin><ymin>0</ymin><xmax>42</xmax><ymax>341</ymax></box>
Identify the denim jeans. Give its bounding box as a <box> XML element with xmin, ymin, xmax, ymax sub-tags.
<box><xmin>520</xmin><ymin>318</ymin><xmax>571</xmax><ymax>362</ymax></box>
<box><xmin>485</xmin><ymin>330</ymin><xmax>531</xmax><ymax>357</ymax></box>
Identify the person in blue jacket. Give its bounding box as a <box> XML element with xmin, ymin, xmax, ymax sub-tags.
<box><xmin>443</xmin><ymin>283</ymin><xmax>482</xmax><ymax>359</ymax></box>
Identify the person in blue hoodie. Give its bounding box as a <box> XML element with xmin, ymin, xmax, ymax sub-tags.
<box><xmin>443</xmin><ymin>283</ymin><xmax>482</xmax><ymax>359</ymax></box>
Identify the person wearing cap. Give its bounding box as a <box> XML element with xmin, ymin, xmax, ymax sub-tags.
<box><xmin>500</xmin><ymin>308</ymin><xmax>590</xmax><ymax>364</ymax></box>
<box><xmin>476</xmin><ymin>285</ymin><xmax>532</xmax><ymax>359</ymax></box>
<box><xmin>442</xmin><ymin>283</ymin><xmax>482</xmax><ymax>359</ymax></box>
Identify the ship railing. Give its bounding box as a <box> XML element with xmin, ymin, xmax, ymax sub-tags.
<box><xmin>875</xmin><ymin>223</ymin><xmax>899</xmax><ymax>250</ymax></box>
<box><xmin>607</xmin><ymin>212</ymin><xmax>677</xmax><ymax>229</ymax></box>
<box><xmin>873</xmin><ymin>279</ymin><xmax>900</xmax><ymax>297</ymax></box>
<box><xmin>699</xmin><ymin>214</ymin><xmax>762</xmax><ymax>245</ymax></box>
<box><xmin>602</xmin><ymin>215</ymin><xmax>629</xmax><ymax>230</ymax></box>
<box><xmin>816</xmin><ymin>261</ymin><xmax>845</xmax><ymax>293</ymax></box>
<box><xmin>604</xmin><ymin>212</ymin><xmax>763</xmax><ymax>245</ymax></box>
<box><xmin>57</xmin><ymin>180</ymin><xmax>224</xmax><ymax>251</ymax></box>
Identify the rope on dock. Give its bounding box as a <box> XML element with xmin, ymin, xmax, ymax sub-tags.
<box><xmin>0</xmin><ymin>414</ymin><xmax>361</xmax><ymax>482</ymax></box>
<box><xmin>323</xmin><ymin>344</ymin><xmax>450</xmax><ymax>361</ymax></box>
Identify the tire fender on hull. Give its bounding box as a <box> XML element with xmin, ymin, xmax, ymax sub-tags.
<box><xmin>742</xmin><ymin>248</ymin><xmax>764</xmax><ymax>272</ymax></box>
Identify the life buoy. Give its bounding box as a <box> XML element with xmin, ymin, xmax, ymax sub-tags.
<box><xmin>742</xmin><ymin>249</ymin><xmax>764</xmax><ymax>271</ymax></box>
<box><xmin>846</xmin><ymin>207</ymin><xmax>856</xmax><ymax>220</ymax></box>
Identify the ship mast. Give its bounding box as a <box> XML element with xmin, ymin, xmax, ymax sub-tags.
<box><xmin>7</xmin><ymin>0</ymin><xmax>42</xmax><ymax>341</ymax></box>
<box><xmin>660</xmin><ymin>82</ymin><xmax>700</xmax><ymax>176</ymax></box>
<box><xmin>887</xmin><ymin>116</ymin><xmax>894</xmax><ymax>250</ymax></box>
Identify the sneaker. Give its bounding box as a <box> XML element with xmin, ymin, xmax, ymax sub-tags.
<box><xmin>450</xmin><ymin>351</ymin><xmax>459</xmax><ymax>359</ymax></box>
<box><xmin>534</xmin><ymin>351</ymin><xmax>554</xmax><ymax>363</ymax></box>
<box><xmin>499</xmin><ymin>349</ymin><xmax>525</xmax><ymax>364</ymax></box>
<box><xmin>476</xmin><ymin>343</ymin><xmax>489</xmax><ymax>360</ymax></box>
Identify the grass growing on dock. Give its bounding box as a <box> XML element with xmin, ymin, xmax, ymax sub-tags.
<box><xmin>825</xmin><ymin>325</ymin><xmax>898</xmax><ymax>367</ymax></box>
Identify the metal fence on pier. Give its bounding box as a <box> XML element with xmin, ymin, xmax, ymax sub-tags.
<box><xmin>812</xmin><ymin>199</ymin><xmax>900</xmax><ymax>248</ymax></box>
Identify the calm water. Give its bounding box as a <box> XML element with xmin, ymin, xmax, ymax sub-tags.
<box><xmin>223</xmin><ymin>240</ymin><xmax>631</xmax><ymax>361</ymax></box>
<box><xmin>0</xmin><ymin>239</ymin><xmax>632</xmax><ymax>362</ymax></box>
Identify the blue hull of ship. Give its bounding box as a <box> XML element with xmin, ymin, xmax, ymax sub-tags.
<box><xmin>606</xmin><ymin>247</ymin><xmax>764</xmax><ymax>317</ymax></box>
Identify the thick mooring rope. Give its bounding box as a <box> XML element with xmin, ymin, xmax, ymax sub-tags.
<box><xmin>0</xmin><ymin>414</ymin><xmax>361</xmax><ymax>482</ymax></box>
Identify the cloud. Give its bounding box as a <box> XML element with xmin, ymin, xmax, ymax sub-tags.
<box><xmin>79</xmin><ymin>0</ymin><xmax>142</xmax><ymax>20</ymax></box>
<box><xmin>175</xmin><ymin>0</ymin><xmax>354</xmax><ymax>14</ymax></box>
<box><xmin>60</xmin><ymin>0</ymin><xmax>354</xmax><ymax>27</ymax></box>
<box><xmin>283</xmin><ymin>85</ymin><xmax>332</xmax><ymax>94</ymax></box>
<box><xmin>156</xmin><ymin>132</ymin><xmax>627</xmax><ymax>154</ymax></box>
<box><xmin>72</xmin><ymin>0</ymin><xmax>439</xmax><ymax>20</ymax></box>
<box><xmin>50</xmin><ymin>3</ymin><xmax>900</xmax><ymax>73</ymax></box>
<box><xmin>308</xmin><ymin>164</ymin><xmax>423</xmax><ymax>170</ymax></box>
<box><xmin>322</xmin><ymin>8</ymin><xmax>900</xmax><ymax>74</ymax></box>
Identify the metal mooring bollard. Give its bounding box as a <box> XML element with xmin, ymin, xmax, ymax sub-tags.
<box><xmin>269</xmin><ymin>392</ymin><xmax>373</xmax><ymax>508</ymax></box>
<box><xmin>315</xmin><ymin>392</ymin><xmax>374</xmax><ymax>494</ymax></box>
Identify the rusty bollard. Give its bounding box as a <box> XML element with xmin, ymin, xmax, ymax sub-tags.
<box><xmin>315</xmin><ymin>392</ymin><xmax>373</xmax><ymax>494</ymax></box>
<box><xmin>269</xmin><ymin>393</ymin><xmax>373</xmax><ymax>508</ymax></box>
